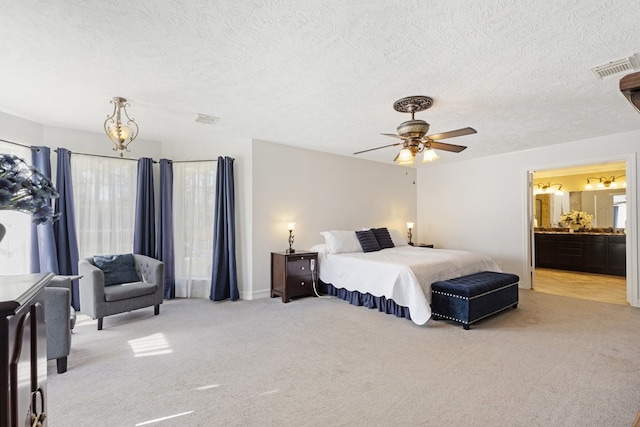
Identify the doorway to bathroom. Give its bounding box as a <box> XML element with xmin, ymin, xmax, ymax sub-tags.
<box><xmin>529</xmin><ymin>160</ymin><xmax>629</xmax><ymax>305</ymax></box>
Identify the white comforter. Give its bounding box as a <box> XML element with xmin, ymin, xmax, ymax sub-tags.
<box><xmin>311</xmin><ymin>244</ymin><xmax>501</xmax><ymax>325</ymax></box>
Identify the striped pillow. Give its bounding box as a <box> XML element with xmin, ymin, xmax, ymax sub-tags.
<box><xmin>355</xmin><ymin>230</ymin><xmax>381</xmax><ymax>253</ymax></box>
<box><xmin>372</xmin><ymin>227</ymin><xmax>394</xmax><ymax>249</ymax></box>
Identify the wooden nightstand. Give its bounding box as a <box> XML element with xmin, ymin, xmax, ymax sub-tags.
<box><xmin>270</xmin><ymin>251</ymin><xmax>318</xmax><ymax>303</ymax></box>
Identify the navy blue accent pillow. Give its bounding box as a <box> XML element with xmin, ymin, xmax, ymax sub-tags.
<box><xmin>93</xmin><ymin>254</ymin><xmax>140</xmax><ymax>286</ymax></box>
<box><xmin>355</xmin><ymin>230</ymin><xmax>381</xmax><ymax>253</ymax></box>
<box><xmin>372</xmin><ymin>227</ymin><xmax>394</xmax><ymax>249</ymax></box>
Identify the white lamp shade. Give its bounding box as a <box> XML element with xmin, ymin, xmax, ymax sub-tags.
<box><xmin>287</xmin><ymin>222</ymin><xmax>295</xmax><ymax>231</ymax></box>
<box><xmin>406</xmin><ymin>222</ymin><xmax>414</xmax><ymax>229</ymax></box>
<box><xmin>422</xmin><ymin>149</ymin><xmax>439</xmax><ymax>162</ymax></box>
<box><xmin>397</xmin><ymin>148</ymin><xmax>413</xmax><ymax>163</ymax></box>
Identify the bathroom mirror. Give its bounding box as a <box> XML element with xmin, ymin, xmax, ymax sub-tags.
<box><xmin>535</xmin><ymin>188</ymin><xmax>626</xmax><ymax>228</ymax></box>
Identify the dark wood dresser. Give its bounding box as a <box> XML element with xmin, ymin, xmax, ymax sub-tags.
<box><xmin>0</xmin><ymin>273</ymin><xmax>52</xmax><ymax>427</ymax></box>
<box><xmin>270</xmin><ymin>251</ymin><xmax>318</xmax><ymax>303</ymax></box>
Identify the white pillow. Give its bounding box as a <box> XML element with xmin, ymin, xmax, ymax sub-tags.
<box><xmin>320</xmin><ymin>230</ymin><xmax>363</xmax><ymax>254</ymax></box>
<box><xmin>309</xmin><ymin>243</ymin><xmax>328</xmax><ymax>256</ymax></box>
<box><xmin>388</xmin><ymin>228</ymin><xmax>409</xmax><ymax>246</ymax></box>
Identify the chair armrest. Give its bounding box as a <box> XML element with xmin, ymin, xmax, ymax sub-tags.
<box><xmin>48</xmin><ymin>276</ymin><xmax>72</xmax><ymax>291</ymax></box>
<box><xmin>133</xmin><ymin>255</ymin><xmax>165</xmax><ymax>302</ymax></box>
<box><xmin>45</xmin><ymin>287</ymin><xmax>72</xmax><ymax>359</ymax></box>
<box><xmin>133</xmin><ymin>255</ymin><xmax>164</xmax><ymax>286</ymax></box>
<box><xmin>78</xmin><ymin>259</ymin><xmax>106</xmax><ymax>315</ymax></box>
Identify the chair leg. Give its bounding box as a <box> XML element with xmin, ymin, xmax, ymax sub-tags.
<box><xmin>97</xmin><ymin>318</ymin><xmax>103</xmax><ymax>330</ymax></box>
<box><xmin>154</xmin><ymin>305</ymin><xmax>160</xmax><ymax>315</ymax></box>
<box><xmin>56</xmin><ymin>357</ymin><xmax>67</xmax><ymax>374</ymax></box>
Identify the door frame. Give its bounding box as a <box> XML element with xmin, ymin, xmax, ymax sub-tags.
<box><xmin>524</xmin><ymin>153</ymin><xmax>638</xmax><ymax>306</ymax></box>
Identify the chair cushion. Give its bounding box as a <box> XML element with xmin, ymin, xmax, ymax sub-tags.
<box><xmin>94</xmin><ymin>254</ymin><xmax>140</xmax><ymax>286</ymax></box>
<box><xmin>103</xmin><ymin>281</ymin><xmax>158</xmax><ymax>302</ymax></box>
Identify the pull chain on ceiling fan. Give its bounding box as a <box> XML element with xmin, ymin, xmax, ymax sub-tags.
<box><xmin>354</xmin><ymin>95</ymin><xmax>477</xmax><ymax>165</ymax></box>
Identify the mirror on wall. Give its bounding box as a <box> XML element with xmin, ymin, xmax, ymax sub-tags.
<box><xmin>533</xmin><ymin>162</ymin><xmax>627</xmax><ymax>229</ymax></box>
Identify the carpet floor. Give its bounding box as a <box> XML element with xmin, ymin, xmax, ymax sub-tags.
<box><xmin>47</xmin><ymin>289</ymin><xmax>640</xmax><ymax>426</ymax></box>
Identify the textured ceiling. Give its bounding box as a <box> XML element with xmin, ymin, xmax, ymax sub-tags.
<box><xmin>1</xmin><ymin>0</ymin><xmax>639</xmax><ymax>165</ymax></box>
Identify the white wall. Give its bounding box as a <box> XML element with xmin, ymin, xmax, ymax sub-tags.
<box><xmin>252</xmin><ymin>139</ymin><xmax>417</xmax><ymax>299</ymax></box>
<box><xmin>416</xmin><ymin>129</ymin><xmax>639</xmax><ymax>306</ymax></box>
<box><xmin>0</xmin><ymin>111</ymin><xmax>43</xmax><ymax>143</ymax></box>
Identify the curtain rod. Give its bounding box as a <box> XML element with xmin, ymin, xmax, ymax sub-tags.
<box><xmin>0</xmin><ymin>137</ymin><xmax>31</xmax><ymax>149</ymax></box>
<box><xmin>3</xmin><ymin>137</ymin><xmax>222</xmax><ymax>164</ymax></box>
<box><xmin>169</xmin><ymin>159</ymin><xmax>219</xmax><ymax>163</ymax></box>
<box><xmin>54</xmin><ymin>149</ymin><xmax>157</xmax><ymax>163</ymax></box>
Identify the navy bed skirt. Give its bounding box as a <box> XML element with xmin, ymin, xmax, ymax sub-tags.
<box><xmin>319</xmin><ymin>281</ymin><xmax>412</xmax><ymax>320</ymax></box>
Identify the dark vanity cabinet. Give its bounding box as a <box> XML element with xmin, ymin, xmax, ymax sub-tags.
<box><xmin>0</xmin><ymin>273</ymin><xmax>52</xmax><ymax>427</ymax></box>
<box><xmin>535</xmin><ymin>233</ymin><xmax>626</xmax><ymax>276</ymax></box>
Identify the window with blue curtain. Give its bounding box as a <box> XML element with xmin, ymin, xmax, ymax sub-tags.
<box><xmin>71</xmin><ymin>154</ymin><xmax>137</xmax><ymax>258</ymax></box>
<box><xmin>172</xmin><ymin>161</ymin><xmax>217</xmax><ymax>298</ymax></box>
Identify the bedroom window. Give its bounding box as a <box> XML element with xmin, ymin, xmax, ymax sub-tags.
<box><xmin>172</xmin><ymin>161</ymin><xmax>217</xmax><ymax>298</ymax></box>
<box><xmin>71</xmin><ymin>154</ymin><xmax>137</xmax><ymax>258</ymax></box>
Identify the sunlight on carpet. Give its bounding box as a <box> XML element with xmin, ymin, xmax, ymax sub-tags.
<box><xmin>128</xmin><ymin>333</ymin><xmax>173</xmax><ymax>357</ymax></box>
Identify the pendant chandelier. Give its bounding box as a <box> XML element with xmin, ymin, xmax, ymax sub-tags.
<box><xmin>104</xmin><ymin>97</ymin><xmax>139</xmax><ymax>157</ymax></box>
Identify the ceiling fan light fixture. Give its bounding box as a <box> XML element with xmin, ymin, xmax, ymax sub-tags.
<box><xmin>397</xmin><ymin>147</ymin><xmax>414</xmax><ymax>163</ymax></box>
<box><xmin>422</xmin><ymin>148</ymin><xmax>439</xmax><ymax>163</ymax></box>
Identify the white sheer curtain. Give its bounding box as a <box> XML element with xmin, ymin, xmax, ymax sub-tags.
<box><xmin>173</xmin><ymin>161</ymin><xmax>216</xmax><ymax>298</ymax></box>
<box><xmin>71</xmin><ymin>155</ymin><xmax>137</xmax><ymax>259</ymax></box>
<box><xmin>0</xmin><ymin>142</ymin><xmax>32</xmax><ymax>274</ymax></box>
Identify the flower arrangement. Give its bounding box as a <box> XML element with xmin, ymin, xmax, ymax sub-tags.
<box><xmin>0</xmin><ymin>154</ymin><xmax>59</xmax><ymax>224</ymax></box>
<box><xmin>560</xmin><ymin>210</ymin><xmax>593</xmax><ymax>230</ymax></box>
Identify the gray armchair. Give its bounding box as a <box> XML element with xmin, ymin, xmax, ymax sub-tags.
<box><xmin>78</xmin><ymin>254</ymin><xmax>164</xmax><ymax>330</ymax></box>
<box><xmin>45</xmin><ymin>276</ymin><xmax>76</xmax><ymax>373</ymax></box>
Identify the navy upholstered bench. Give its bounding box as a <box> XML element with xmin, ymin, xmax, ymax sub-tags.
<box><xmin>431</xmin><ymin>271</ymin><xmax>519</xmax><ymax>329</ymax></box>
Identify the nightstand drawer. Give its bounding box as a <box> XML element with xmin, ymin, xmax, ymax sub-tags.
<box><xmin>286</xmin><ymin>276</ymin><xmax>312</xmax><ymax>296</ymax></box>
<box><xmin>287</xmin><ymin>258</ymin><xmax>312</xmax><ymax>277</ymax></box>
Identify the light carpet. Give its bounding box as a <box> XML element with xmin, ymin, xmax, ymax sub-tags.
<box><xmin>47</xmin><ymin>290</ymin><xmax>640</xmax><ymax>427</ymax></box>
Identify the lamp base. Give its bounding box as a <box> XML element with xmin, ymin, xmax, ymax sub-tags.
<box><xmin>286</xmin><ymin>248</ymin><xmax>296</xmax><ymax>254</ymax></box>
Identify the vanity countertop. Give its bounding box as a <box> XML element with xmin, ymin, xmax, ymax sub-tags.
<box><xmin>534</xmin><ymin>228</ymin><xmax>625</xmax><ymax>236</ymax></box>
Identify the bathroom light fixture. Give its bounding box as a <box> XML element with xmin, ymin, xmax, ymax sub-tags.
<box><xmin>585</xmin><ymin>175</ymin><xmax>626</xmax><ymax>190</ymax></box>
<box><xmin>286</xmin><ymin>222</ymin><xmax>296</xmax><ymax>254</ymax></box>
<box><xmin>535</xmin><ymin>182</ymin><xmax>564</xmax><ymax>195</ymax></box>
<box><xmin>406</xmin><ymin>222</ymin><xmax>414</xmax><ymax>246</ymax></box>
<box><xmin>104</xmin><ymin>97</ymin><xmax>139</xmax><ymax>157</ymax></box>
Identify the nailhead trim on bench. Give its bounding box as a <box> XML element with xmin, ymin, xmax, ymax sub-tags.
<box><xmin>431</xmin><ymin>282</ymin><xmax>518</xmax><ymax>301</ymax></box>
<box><xmin>432</xmin><ymin>304</ymin><xmax>517</xmax><ymax>326</ymax></box>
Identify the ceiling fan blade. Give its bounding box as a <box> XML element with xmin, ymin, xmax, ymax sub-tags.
<box><xmin>429</xmin><ymin>141</ymin><xmax>467</xmax><ymax>153</ymax></box>
<box><xmin>381</xmin><ymin>133</ymin><xmax>405</xmax><ymax>139</ymax></box>
<box><xmin>353</xmin><ymin>142</ymin><xmax>402</xmax><ymax>155</ymax></box>
<box><xmin>426</xmin><ymin>127</ymin><xmax>477</xmax><ymax>141</ymax></box>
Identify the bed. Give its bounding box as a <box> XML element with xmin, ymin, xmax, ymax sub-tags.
<box><xmin>310</xmin><ymin>229</ymin><xmax>500</xmax><ymax>325</ymax></box>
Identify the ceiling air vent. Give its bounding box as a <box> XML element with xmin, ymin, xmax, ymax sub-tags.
<box><xmin>195</xmin><ymin>113</ymin><xmax>219</xmax><ymax>125</ymax></box>
<box><xmin>591</xmin><ymin>55</ymin><xmax>639</xmax><ymax>79</ymax></box>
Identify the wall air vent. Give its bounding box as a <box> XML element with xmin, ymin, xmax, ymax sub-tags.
<box><xmin>195</xmin><ymin>114</ymin><xmax>219</xmax><ymax>125</ymax></box>
<box><xmin>591</xmin><ymin>55</ymin><xmax>639</xmax><ymax>79</ymax></box>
